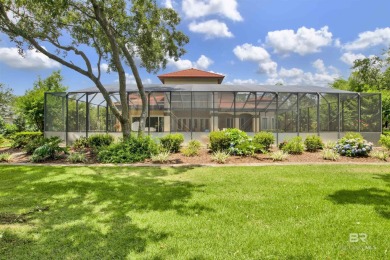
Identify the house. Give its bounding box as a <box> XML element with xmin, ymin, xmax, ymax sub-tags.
<box><xmin>44</xmin><ymin>68</ymin><xmax>382</xmax><ymax>144</ymax></box>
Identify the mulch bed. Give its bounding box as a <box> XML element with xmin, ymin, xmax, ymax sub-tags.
<box><xmin>1</xmin><ymin>147</ymin><xmax>387</xmax><ymax>165</ymax></box>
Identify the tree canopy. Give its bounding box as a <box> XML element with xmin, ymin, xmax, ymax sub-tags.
<box><xmin>0</xmin><ymin>0</ymin><xmax>189</xmax><ymax>138</ymax></box>
<box><xmin>0</xmin><ymin>83</ymin><xmax>13</xmax><ymax>120</ymax></box>
<box><xmin>330</xmin><ymin>49</ymin><xmax>390</xmax><ymax>121</ymax></box>
<box><xmin>16</xmin><ymin>71</ymin><xmax>67</xmax><ymax>132</ymax></box>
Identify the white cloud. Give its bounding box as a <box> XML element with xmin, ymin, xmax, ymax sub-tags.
<box><xmin>340</xmin><ymin>52</ymin><xmax>366</xmax><ymax>66</ymax></box>
<box><xmin>233</xmin><ymin>43</ymin><xmax>277</xmax><ymax>77</ymax></box>
<box><xmin>343</xmin><ymin>27</ymin><xmax>390</xmax><ymax>51</ymax></box>
<box><xmin>116</xmin><ymin>73</ymin><xmax>152</xmax><ymax>84</ymax></box>
<box><xmin>266</xmin><ymin>26</ymin><xmax>333</xmax><ymax>55</ymax></box>
<box><xmin>163</xmin><ymin>0</ymin><xmax>174</xmax><ymax>8</ymax></box>
<box><xmin>233</xmin><ymin>43</ymin><xmax>270</xmax><ymax>62</ymax></box>
<box><xmin>182</xmin><ymin>0</ymin><xmax>242</xmax><ymax>21</ymax></box>
<box><xmin>312</xmin><ymin>59</ymin><xmax>326</xmax><ymax>73</ymax></box>
<box><xmin>195</xmin><ymin>55</ymin><xmax>214</xmax><ymax>70</ymax></box>
<box><xmin>100</xmin><ymin>63</ymin><xmax>109</xmax><ymax>72</ymax></box>
<box><xmin>0</xmin><ymin>47</ymin><xmax>60</xmax><ymax>70</ymax></box>
<box><xmin>334</xmin><ymin>38</ymin><xmax>341</xmax><ymax>48</ymax></box>
<box><xmin>274</xmin><ymin>60</ymin><xmax>339</xmax><ymax>86</ymax></box>
<box><xmin>189</xmin><ymin>20</ymin><xmax>233</xmax><ymax>38</ymax></box>
<box><xmin>167</xmin><ymin>54</ymin><xmax>214</xmax><ymax>70</ymax></box>
<box><xmin>226</xmin><ymin>78</ymin><xmax>259</xmax><ymax>85</ymax></box>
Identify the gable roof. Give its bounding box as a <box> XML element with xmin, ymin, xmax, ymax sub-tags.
<box><xmin>158</xmin><ymin>68</ymin><xmax>225</xmax><ymax>84</ymax></box>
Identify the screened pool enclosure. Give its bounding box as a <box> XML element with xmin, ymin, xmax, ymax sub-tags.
<box><xmin>44</xmin><ymin>84</ymin><xmax>382</xmax><ymax>144</ymax></box>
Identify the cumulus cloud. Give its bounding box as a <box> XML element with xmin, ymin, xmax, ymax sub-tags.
<box><xmin>182</xmin><ymin>0</ymin><xmax>242</xmax><ymax>21</ymax></box>
<box><xmin>189</xmin><ymin>20</ymin><xmax>233</xmax><ymax>38</ymax></box>
<box><xmin>0</xmin><ymin>47</ymin><xmax>60</xmax><ymax>70</ymax></box>
<box><xmin>340</xmin><ymin>52</ymin><xmax>366</xmax><ymax>66</ymax></box>
<box><xmin>233</xmin><ymin>43</ymin><xmax>277</xmax><ymax>76</ymax></box>
<box><xmin>274</xmin><ymin>59</ymin><xmax>339</xmax><ymax>86</ymax></box>
<box><xmin>233</xmin><ymin>43</ymin><xmax>270</xmax><ymax>62</ymax></box>
<box><xmin>266</xmin><ymin>26</ymin><xmax>333</xmax><ymax>56</ymax></box>
<box><xmin>163</xmin><ymin>0</ymin><xmax>174</xmax><ymax>8</ymax></box>
<box><xmin>167</xmin><ymin>55</ymin><xmax>214</xmax><ymax>70</ymax></box>
<box><xmin>343</xmin><ymin>27</ymin><xmax>390</xmax><ymax>51</ymax></box>
<box><xmin>116</xmin><ymin>73</ymin><xmax>152</xmax><ymax>84</ymax></box>
<box><xmin>225</xmin><ymin>78</ymin><xmax>259</xmax><ymax>85</ymax></box>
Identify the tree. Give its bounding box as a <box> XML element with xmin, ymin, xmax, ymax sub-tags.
<box><xmin>0</xmin><ymin>83</ymin><xmax>14</xmax><ymax>119</ymax></box>
<box><xmin>0</xmin><ymin>0</ymin><xmax>188</xmax><ymax>138</ymax></box>
<box><xmin>330</xmin><ymin>51</ymin><xmax>390</xmax><ymax>122</ymax></box>
<box><xmin>16</xmin><ymin>71</ymin><xmax>67</xmax><ymax>132</ymax></box>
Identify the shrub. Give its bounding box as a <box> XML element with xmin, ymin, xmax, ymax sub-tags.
<box><xmin>209</xmin><ymin>131</ymin><xmax>231</xmax><ymax>152</ymax></box>
<box><xmin>270</xmin><ymin>151</ymin><xmax>289</xmax><ymax>161</ymax></box>
<box><xmin>0</xmin><ymin>152</ymin><xmax>12</xmax><ymax>162</ymax></box>
<box><xmin>334</xmin><ymin>133</ymin><xmax>372</xmax><ymax>157</ymax></box>
<box><xmin>67</xmin><ymin>152</ymin><xmax>87</xmax><ymax>163</ymax></box>
<box><xmin>322</xmin><ymin>149</ymin><xmax>340</xmax><ymax>161</ymax></box>
<box><xmin>159</xmin><ymin>133</ymin><xmax>184</xmax><ymax>153</ymax></box>
<box><xmin>25</xmin><ymin>136</ymin><xmax>64</xmax><ymax>155</ymax></box>
<box><xmin>304</xmin><ymin>135</ymin><xmax>323</xmax><ymax>152</ymax></box>
<box><xmin>31</xmin><ymin>138</ymin><xmax>67</xmax><ymax>162</ymax></box>
<box><xmin>1</xmin><ymin>123</ymin><xmax>17</xmax><ymax>137</ymax></box>
<box><xmin>182</xmin><ymin>140</ymin><xmax>201</xmax><ymax>157</ymax></box>
<box><xmin>211</xmin><ymin>151</ymin><xmax>230</xmax><ymax>164</ymax></box>
<box><xmin>379</xmin><ymin>134</ymin><xmax>390</xmax><ymax>150</ymax></box>
<box><xmin>278</xmin><ymin>140</ymin><xmax>288</xmax><ymax>150</ymax></box>
<box><xmin>88</xmin><ymin>134</ymin><xmax>114</xmax><ymax>149</ymax></box>
<box><xmin>209</xmin><ymin>128</ymin><xmax>255</xmax><ymax>156</ymax></box>
<box><xmin>72</xmin><ymin>137</ymin><xmax>89</xmax><ymax>151</ymax></box>
<box><xmin>0</xmin><ymin>134</ymin><xmax>5</xmax><ymax>147</ymax></box>
<box><xmin>370</xmin><ymin>150</ymin><xmax>388</xmax><ymax>161</ymax></box>
<box><xmin>11</xmin><ymin>132</ymin><xmax>43</xmax><ymax>148</ymax></box>
<box><xmin>97</xmin><ymin>136</ymin><xmax>158</xmax><ymax>163</ymax></box>
<box><xmin>343</xmin><ymin>132</ymin><xmax>364</xmax><ymax>140</ymax></box>
<box><xmin>253</xmin><ymin>131</ymin><xmax>275</xmax><ymax>151</ymax></box>
<box><xmin>151</xmin><ymin>151</ymin><xmax>170</xmax><ymax>163</ymax></box>
<box><xmin>282</xmin><ymin>136</ymin><xmax>304</xmax><ymax>154</ymax></box>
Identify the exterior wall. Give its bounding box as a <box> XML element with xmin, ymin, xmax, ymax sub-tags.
<box><xmin>163</xmin><ymin>78</ymin><xmax>220</xmax><ymax>84</ymax></box>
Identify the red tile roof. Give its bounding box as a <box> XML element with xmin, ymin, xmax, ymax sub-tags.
<box><xmin>158</xmin><ymin>68</ymin><xmax>225</xmax><ymax>84</ymax></box>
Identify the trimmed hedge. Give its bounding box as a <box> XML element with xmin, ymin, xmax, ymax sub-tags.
<box><xmin>159</xmin><ymin>133</ymin><xmax>184</xmax><ymax>153</ymax></box>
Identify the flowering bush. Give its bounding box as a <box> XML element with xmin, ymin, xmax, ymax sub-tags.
<box><xmin>209</xmin><ymin>128</ymin><xmax>259</xmax><ymax>156</ymax></box>
<box><xmin>334</xmin><ymin>133</ymin><xmax>372</xmax><ymax>157</ymax></box>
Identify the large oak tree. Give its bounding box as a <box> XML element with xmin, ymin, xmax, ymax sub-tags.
<box><xmin>0</xmin><ymin>0</ymin><xmax>188</xmax><ymax>138</ymax></box>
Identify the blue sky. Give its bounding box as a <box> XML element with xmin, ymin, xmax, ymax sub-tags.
<box><xmin>1</xmin><ymin>0</ymin><xmax>390</xmax><ymax>95</ymax></box>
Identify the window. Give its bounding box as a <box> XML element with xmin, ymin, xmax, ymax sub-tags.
<box><xmin>227</xmin><ymin>117</ymin><xmax>233</xmax><ymax>128</ymax></box>
<box><xmin>262</xmin><ymin>117</ymin><xmax>268</xmax><ymax>130</ymax></box>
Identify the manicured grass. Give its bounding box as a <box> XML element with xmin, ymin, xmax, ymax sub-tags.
<box><xmin>0</xmin><ymin>165</ymin><xmax>389</xmax><ymax>259</ymax></box>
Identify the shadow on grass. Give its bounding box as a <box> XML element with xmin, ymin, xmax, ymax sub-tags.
<box><xmin>328</xmin><ymin>174</ymin><xmax>390</xmax><ymax>219</ymax></box>
<box><xmin>0</xmin><ymin>165</ymin><xmax>210</xmax><ymax>258</ymax></box>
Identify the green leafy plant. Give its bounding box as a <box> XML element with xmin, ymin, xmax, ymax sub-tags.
<box><xmin>304</xmin><ymin>135</ymin><xmax>323</xmax><ymax>152</ymax></box>
<box><xmin>370</xmin><ymin>150</ymin><xmax>388</xmax><ymax>161</ymax></box>
<box><xmin>322</xmin><ymin>149</ymin><xmax>340</xmax><ymax>161</ymax></box>
<box><xmin>209</xmin><ymin>130</ymin><xmax>231</xmax><ymax>152</ymax></box>
<box><xmin>88</xmin><ymin>134</ymin><xmax>114</xmax><ymax>149</ymax></box>
<box><xmin>11</xmin><ymin>132</ymin><xmax>43</xmax><ymax>148</ymax></box>
<box><xmin>211</xmin><ymin>151</ymin><xmax>230</xmax><ymax>164</ymax></box>
<box><xmin>151</xmin><ymin>151</ymin><xmax>170</xmax><ymax>163</ymax></box>
<box><xmin>323</xmin><ymin>141</ymin><xmax>336</xmax><ymax>149</ymax></box>
<box><xmin>253</xmin><ymin>131</ymin><xmax>275</xmax><ymax>151</ymax></box>
<box><xmin>379</xmin><ymin>134</ymin><xmax>390</xmax><ymax>150</ymax></box>
<box><xmin>31</xmin><ymin>138</ymin><xmax>68</xmax><ymax>162</ymax></box>
<box><xmin>181</xmin><ymin>140</ymin><xmax>201</xmax><ymax>157</ymax></box>
<box><xmin>270</xmin><ymin>151</ymin><xmax>289</xmax><ymax>161</ymax></box>
<box><xmin>97</xmin><ymin>136</ymin><xmax>158</xmax><ymax>163</ymax></box>
<box><xmin>25</xmin><ymin>136</ymin><xmax>64</xmax><ymax>155</ymax></box>
<box><xmin>0</xmin><ymin>152</ymin><xmax>12</xmax><ymax>162</ymax></box>
<box><xmin>159</xmin><ymin>133</ymin><xmax>184</xmax><ymax>153</ymax></box>
<box><xmin>278</xmin><ymin>140</ymin><xmax>288</xmax><ymax>150</ymax></box>
<box><xmin>67</xmin><ymin>152</ymin><xmax>87</xmax><ymax>163</ymax></box>
<box><xmin>0</xmin><ymin>134</ymin><xmax>5</xmax><ymax>147</ymax></box>
<box><xmin>72</xmin><ymin>137</ymin><xmax>89</xmax><ymax>151</ymax></box>
<box><xmin>334</xmin><ymin>132</ymin><xmax>372</xmax><ymax>157</ymax></box>
<box><xmin>282</xmin><ymin>136</ymin><xmax>304</xmax><ymax>154</ymax></box>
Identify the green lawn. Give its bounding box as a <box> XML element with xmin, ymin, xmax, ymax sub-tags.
<box><xmin>0</xmin><ymin>165</ymin><xmax>389</xmax><ymax>259</ymax></box>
